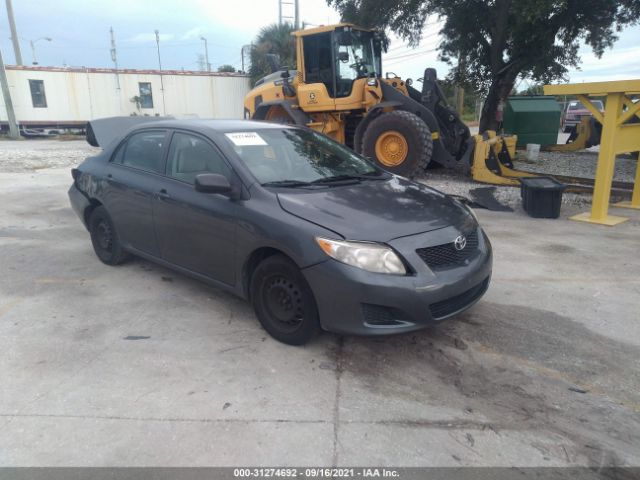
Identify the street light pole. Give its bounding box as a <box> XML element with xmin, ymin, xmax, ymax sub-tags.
<box><xmin>5</xmin><ymin>0</ymin><xmax>23</xmax><ymax>65</ymax></box>
<box><xmin>200</xmin><ymin>36</ymin><xmax>210</xmax><ymax>72</ymax></box>
<box><xmin>155</xmin><ymin>29</ymin><xmax>166</xmax><ymax>115</ymax></box>
<box><xmin>30</xmin><ymin>37</ymin><xmax>52</xmax><ymax>65</ymax></box>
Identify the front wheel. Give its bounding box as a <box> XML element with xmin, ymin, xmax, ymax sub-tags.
<box><xmin>250</xmin><ymin>255</ymin><xmax>320</xmax><ymax>345</ymax></box>
<box><xmin>362</xmin><ymin>110</ymin><xmax>433</xmax><ymax>178</ymax></box>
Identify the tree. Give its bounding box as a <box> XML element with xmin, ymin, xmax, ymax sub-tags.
<box><xmin>249</xmin><ymin>23</ymin><xmax>296</xmax><ymax>86</ymax></box>
<box><xmin>328</xmin><ymin>0</ymin><xmax>640</xmax><ymax>131</ymax></box>
<box><xmin>217</xmin><ymin>64</ymin><xmax>236</xmax><ymax>73</ymax></box>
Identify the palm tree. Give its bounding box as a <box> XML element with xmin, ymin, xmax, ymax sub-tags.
<box><xmin>249</xmin><ymin>23</ymin><xmax>296</xmax><ymax>86</ymax></box>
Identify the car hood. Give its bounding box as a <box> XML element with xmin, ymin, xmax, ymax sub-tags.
<box><xmin>277</xmin><ymin>176</ymin><xmax>471</xmax><ymax>242</ymax></box>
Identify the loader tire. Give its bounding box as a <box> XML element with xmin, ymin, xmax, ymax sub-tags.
<box><xmin>362</xmin><ymin>110</ymin><xmax>433</xmax><ymax>178</ymax></box>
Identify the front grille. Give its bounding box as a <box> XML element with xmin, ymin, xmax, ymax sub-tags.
<box><xmin>429</xmin><ymin>277</ymin><xmax>489</xmax><ymax>320</ymax></box>
<box><xmin>416</xmin><ymin>230</ymin><xmax>479</xmax><ymax>270</ymax></box>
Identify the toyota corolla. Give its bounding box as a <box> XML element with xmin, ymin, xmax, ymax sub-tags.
<box><xmin>69</xmin><ymin>119</ymin><xmax>492</xmax><ymax>345</ymax></box>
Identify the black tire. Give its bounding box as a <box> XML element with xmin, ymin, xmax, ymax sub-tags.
<box><xmin>88</xmin><ymin>206</ymin><xmax>129</xmax><ymax>266</ymax></box>
<box><xmin>250</xmin><ymin>254</ymin><xmax>320</xmax><ymax>345</ymax></box>
<box><xmin>362</xmin><ymin>110</ymin><xmax>433</xmax><ymax>178</ymax></box>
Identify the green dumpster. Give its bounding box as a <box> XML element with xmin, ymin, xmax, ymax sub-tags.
<box><xmin>503</xmin><ymin>96</ymin><xmax>561</xmax><ymax>147</ymax></box>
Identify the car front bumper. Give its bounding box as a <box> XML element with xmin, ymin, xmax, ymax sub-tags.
<box><xmin>302</xmin><ymin>225</ymin><xmax>492</xmax><ymax>336</ymax></box>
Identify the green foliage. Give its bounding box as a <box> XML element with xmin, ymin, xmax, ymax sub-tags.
<box><xmin>328</xmin><ymin>0</ymin><xmax>640</xmax><ymax>130</ymax></box>
<box><xmin>217</xmin><ymin>64</ymin><xmax>236</xmax><ymax>73</ymax></box>
<box><xmin>249</xmin><ymin>23</ymin><xmax>297</xmax><ymax>86</ymax></box>
<box><xmin>517</xmin><ymin>84</ymin><xmax>545</xmax><ymax>96</ymax></box>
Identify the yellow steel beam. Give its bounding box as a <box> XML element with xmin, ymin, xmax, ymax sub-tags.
<box><xmin>617</xmin><ymin>98</ymin><xmax>640</xmax><ymax>126</ymax></box>
<box><xmin>569</xmin><ymin>91</ymin><xmax>630</xmax><ymax>226</ymax></box>
<box><xmin>544</xmin><ymin>79</ymin><xmax>640</xmax><ymax>96</ymax></box>
<box><xmin>613</xmin><ymin>124</ymin><xmax>640</xmax><ymax>154</ymax></box>
<box><xmin>576</xmin><ymin>94</ymin><xmax>604</xmax><ymax>124</ymax></box>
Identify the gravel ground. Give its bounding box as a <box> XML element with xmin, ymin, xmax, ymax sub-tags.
<box><xmin>0</xmin><ymin>138</ymin><xmax>99</xmax><ymax>173</ymax></box>
<box><xmin>0</xmin><ymin>137</ymin><xmax>635</xmax><ymax>211</ymax></box>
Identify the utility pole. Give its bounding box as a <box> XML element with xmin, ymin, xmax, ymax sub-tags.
<box><xmin>241</xmin><ymin>44</ymin><xmax>252</xmax><ymax>73</ymax></box>
<box><xmin>110</xmin><ymin>27</ymin><xmax>120</xmax><ymax>90</ymax></box>
<box><xmin>5</xmin><ymin>0</ymin><xmax>22</xmax><ymax>65</ymax></box>
<box><xmin>0</xmin><ymin>48</ymin><xmax>19</xmax><ymax>138</ymax></box>
<box><xmin>200</xmin><ymin>36</ymin><xmax>211</xmax><ymax>72</ymax></box>
<box><xmin>294</xmin><ymin>0</ymin><xmax>299</xmax><ymax>29</ymax></box>
<box><xmin>155</xmin><ymin>30</ymin><xmax>166</xmax><ymax>115</ymax></box>
<box><xmin>278</xmin><ymin>0</ymin><xmax>297</xmax><ymax>26</ymax></box>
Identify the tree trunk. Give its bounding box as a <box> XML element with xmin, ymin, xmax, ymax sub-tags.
<box><xmin>479</xmin><ymin>71</ymin><xmax>518</xmax><ymax>132</ymax></box>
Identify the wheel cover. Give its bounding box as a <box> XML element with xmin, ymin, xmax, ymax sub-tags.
<box><xmin>375</xmin><ymin>130</ymin><xmax>409</xmax><ymax>167</ymax></box>
<box><xmin>262</xmin><ymin>275</ymin><xmax>304</xmax><ymax>333</ymax></box>
<box><xmin>96</xmin><ymin>220</ymin><xmax>113</xmax><ymax>252</ymax></box>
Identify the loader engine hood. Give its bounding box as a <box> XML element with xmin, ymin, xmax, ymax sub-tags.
<box><xmin>277</xmin><ymin>176</ymin><xmax>471</xmax><ymax>242</ymax></box>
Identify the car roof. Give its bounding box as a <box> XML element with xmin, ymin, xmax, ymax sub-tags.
<box><xmin>129</xmin><ymin>118</ymin><xmax>293</xmax><ymax>135</ymax></box>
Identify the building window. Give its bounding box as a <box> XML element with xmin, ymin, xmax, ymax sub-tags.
<box><xmin>29</xmin><ymin>79</ymin><xmax>47</xmax><ymax>108</ymax></box>
<box><xmin>138</xmin><ymin>82</ymin><xmax>153</xmax><ymax>108</ymax></box>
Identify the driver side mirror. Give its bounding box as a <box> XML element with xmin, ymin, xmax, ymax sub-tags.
<box><xmin>194</xmin><ymin>173</ymin><xmax>233</xmax><ymax>195</ymax></box>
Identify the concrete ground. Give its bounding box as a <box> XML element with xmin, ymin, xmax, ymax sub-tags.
<box><xmin>0</xmin><ymin>151</ymin><xmax>639</xmax><ymax>466</ymax></box>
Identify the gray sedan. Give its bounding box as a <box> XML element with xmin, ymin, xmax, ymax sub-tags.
<box><xmin>69</xmin><ymin>119</ymin><xmax>492</xmax><ymax>345</ymax></box>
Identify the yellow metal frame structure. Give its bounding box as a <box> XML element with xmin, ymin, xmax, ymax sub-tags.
<box><xmin>545</xmin><ymin>80</ymin><xmax>640</xmax><ymax>226</ymax></box>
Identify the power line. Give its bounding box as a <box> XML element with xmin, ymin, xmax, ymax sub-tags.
<box><xmin>387</xmin><ymin>30</ymin><xmax>441</xmax><ymax>53</ymax></box>
<box><xmin>384</xmin><ymin>44</ymin><xmax>440</xmax><ymax>62</ymax></box>
<box><xmin>384</xmin><ymin>46</ymin><xmax>441</xmax><ymax>66</ymax></box>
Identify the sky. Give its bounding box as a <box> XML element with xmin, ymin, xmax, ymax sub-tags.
<box><xmin>1</xmin><ymin>0</ymin><xmax>639</xmax><ymax>85</ymax></box>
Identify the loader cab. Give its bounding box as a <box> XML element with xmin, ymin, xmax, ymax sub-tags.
<box><xmin>296</xmin><ymin>24</ymin><xmax>382</xmax><ymax>108</ymax></box>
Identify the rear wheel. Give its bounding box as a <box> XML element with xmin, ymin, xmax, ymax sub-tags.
<box><xmin>362</xmin><ymin>110</ymin><xmax>433</xmax><ymax>178</ymax></box>
<box><xmin>89</xmin><ymin>206</ymin><xmax>129</xmax><ymax>266</ymax></box>
<box><xmin>250</xmin><ymin>254</ymin><xmax>320</xmax><ymax>345</ymax></box>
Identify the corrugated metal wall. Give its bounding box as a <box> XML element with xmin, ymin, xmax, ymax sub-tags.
<box><xmin>0</xmin><ymin>68</ymin><xmax>251</xmax><ymax>124</ymax></box>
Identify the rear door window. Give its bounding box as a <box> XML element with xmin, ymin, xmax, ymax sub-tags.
<box><xmin>115</xmin><ymin>130</ymin><xmax>167</xmax><ymax>173</ymax></box>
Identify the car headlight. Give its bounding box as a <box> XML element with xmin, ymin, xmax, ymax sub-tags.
<box><xmin>315</xmin><ymin>237</ymin><xmax>406</xmax><ymax>275</ymax></box>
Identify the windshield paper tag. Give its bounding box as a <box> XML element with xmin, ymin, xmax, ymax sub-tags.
<box><xmin>225</xmin><ymin>132</ymin><xmax>268</xmax><ymax>146</ymax></box>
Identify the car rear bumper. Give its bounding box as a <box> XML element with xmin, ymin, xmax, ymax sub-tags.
<box><xmin>302</xmin><ymin>226</ymin><xmax>492</xmax><ymax>336</ymax></box>
<box><xmin>68</xmin><ymin>183</ymin><xmax>90</xmax><ymax>229</ymax></box>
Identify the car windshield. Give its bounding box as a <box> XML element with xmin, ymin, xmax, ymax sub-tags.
<box><xmin>224</xmin><ymin>128</ymin><xmax>381</xmax><ymax>185</ymax></box>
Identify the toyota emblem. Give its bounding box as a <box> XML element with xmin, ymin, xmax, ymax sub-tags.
<box><xmin>454</xmin><ymin>235</ymin><xmax>467</xmax><ymax>251</ymax></box>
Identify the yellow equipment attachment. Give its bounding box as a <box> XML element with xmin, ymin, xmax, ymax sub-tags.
<box><xmin>470</xmin><ymin>132</ymin><xmax>538</xmax><ymax>185</ymax></box>
<box><xmin>545</xmin><ymin>117</ymin><xmax>601</xmax><ymax>152</ymax></box>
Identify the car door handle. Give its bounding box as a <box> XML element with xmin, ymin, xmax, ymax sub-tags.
<box><xmin>157</xmin><ymin>189</ymin><xmax>171</xmax><ymax>199</ymax></box>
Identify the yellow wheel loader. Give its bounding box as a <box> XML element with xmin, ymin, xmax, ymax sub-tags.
<box><xmin>244</xmin><ymin>23</ymin><xmax>476</xmax><ymax>178</ymax></box>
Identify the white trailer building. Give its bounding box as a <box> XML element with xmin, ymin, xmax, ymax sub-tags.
<box><xmin>0</xmin><ymin>66</ymin><xmax>251</xmax><ymax>131</ymax></box>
